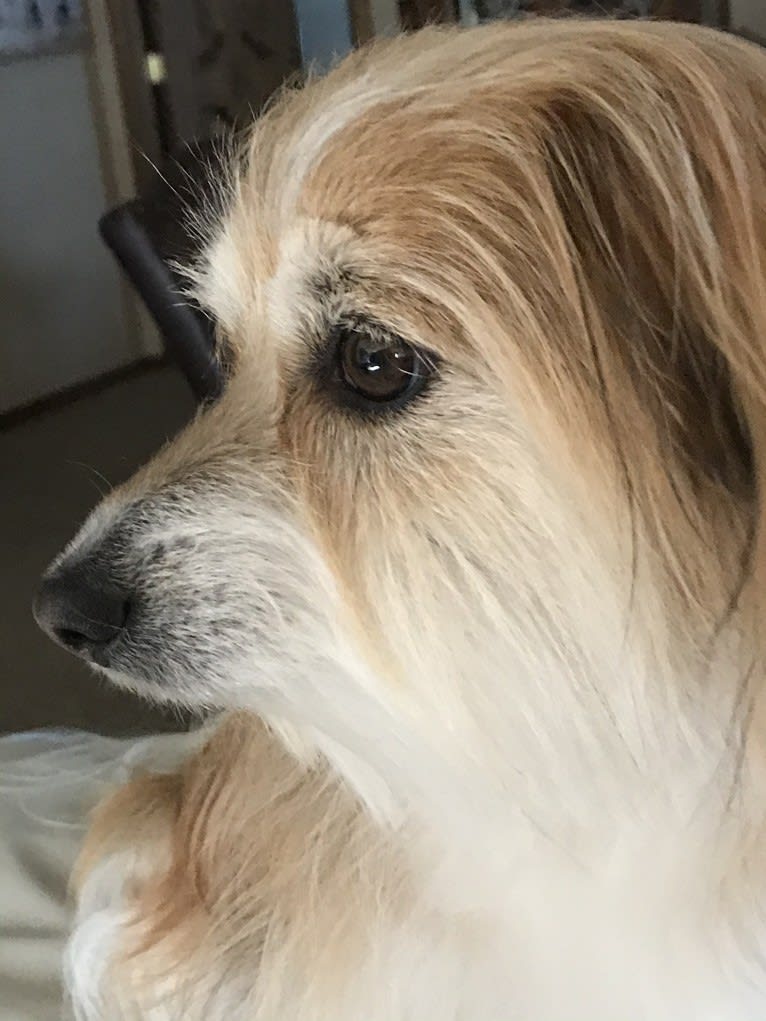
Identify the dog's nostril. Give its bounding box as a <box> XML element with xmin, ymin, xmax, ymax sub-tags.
<box><xmin>54</xmin><ymin>626</ymin><xmax>92</xmax><ymax>652</ymax></box>
<box><xmin>33</xmin><ymin>563</ymin><xmax>132</xmax><ymax>660</ymax></box>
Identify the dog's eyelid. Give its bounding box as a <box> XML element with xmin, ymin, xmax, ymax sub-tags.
<box><xmin>329</xmin><ymin>313</ymin><xmax>438</xmax><ymax>362</ymax></box>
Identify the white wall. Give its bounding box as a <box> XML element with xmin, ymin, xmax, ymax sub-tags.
<box><xmin>730</xmin><ymin>0</ymin><xmax>766</xmax><ymax>36</ymax></box>
<box><xmin>0</xmin><ymin>50</ymin><xmax>141</xmax><ymax>413</ymax></box>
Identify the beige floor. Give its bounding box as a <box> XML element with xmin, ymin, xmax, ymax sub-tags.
<box><xmin>0</xmin><ymin>365</ymin><xmax>196</xmax><ymax>736</ymax></box>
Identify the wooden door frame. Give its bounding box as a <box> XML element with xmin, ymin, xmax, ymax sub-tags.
<box><xmin>83</xmin><ymin>0</ymin><xmax>163</xmax><ymax>357</ymax></box>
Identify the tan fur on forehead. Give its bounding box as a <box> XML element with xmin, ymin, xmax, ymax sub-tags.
<box><xmin>195</xmin><ymin>20</ymin><xmax>572</xmax><ymax>341</ymax></box>
<box><xmin>214</xmin><ymin>19</ymin><xmax>766</xmax><ymax>428</ymax></box>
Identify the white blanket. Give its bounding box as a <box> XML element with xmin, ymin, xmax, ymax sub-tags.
<box><xmin>0</xmin><ymin>730</ymin><xmax>191</xmax><ymax>1020</ymax></box>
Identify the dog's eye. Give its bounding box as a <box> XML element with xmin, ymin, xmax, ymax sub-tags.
<box><xmin>335</xmin><ymin>326</ymin><xmax>434</xmax><ymax>408</ymax></box>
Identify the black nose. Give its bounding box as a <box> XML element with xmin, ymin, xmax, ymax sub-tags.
<box><xmin>33</xmin><ymin>560</ymin><xmax>131</xmax><ymax>660</ymax></box>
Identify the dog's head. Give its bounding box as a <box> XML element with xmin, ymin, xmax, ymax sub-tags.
<box><xmin>35</xmin><ymin>21</ymin><xmax>766</xmax><ymax>814</ymax></box>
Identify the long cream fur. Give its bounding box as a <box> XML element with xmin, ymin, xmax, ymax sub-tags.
<box><xmin>48</xmin><ymin>18</ymin><xmax>766</xmax><ymax>1020</ymax></box>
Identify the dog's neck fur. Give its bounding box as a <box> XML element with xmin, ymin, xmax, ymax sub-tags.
<box><xmin>247</xmin><ymin>430</ymin><xmax>766</xmax><ymax>1014</ymax></box>
<box><xmin>256</xmin><ymin>627</ymin><xmax>766</xmax><ymax>1018</ymax></box>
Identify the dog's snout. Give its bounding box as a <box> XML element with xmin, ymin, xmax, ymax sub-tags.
<box><xmin>33</xmin><ymin>559</ymin><xmax>131</xmax><ymax>661</ymax></box>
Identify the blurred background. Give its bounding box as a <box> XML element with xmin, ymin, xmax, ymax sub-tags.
<box><xmin>0</xmin><ymin>0</ymin><xmax>762</xmax><ymax>737</ymax></box>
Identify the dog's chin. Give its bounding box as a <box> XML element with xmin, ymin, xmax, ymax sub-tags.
<box><xmin>92</xmin><ymin>644</ymin><xmax>282</xmax><ymax>719</ymax></box>
<box><xmin>94</xmin><ymin>663</ymin><xmax>176</xmax><ymax>705</ymax></box>
<box><xmin>90</xmin><ymin>655</ymin><xmax>218</xmax><ymax>714</ymax></box>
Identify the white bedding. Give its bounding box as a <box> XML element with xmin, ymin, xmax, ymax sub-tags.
<box><xmin>0</xmin><ymin>729</ymin><xmax>192</xmax><ymax>1020</ymax></box>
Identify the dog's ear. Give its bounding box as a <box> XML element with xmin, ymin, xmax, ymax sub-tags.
<box><xmin>528</xmin><ymin>30</ymin><xmax>766</xmax><ymax>568</ymax></box>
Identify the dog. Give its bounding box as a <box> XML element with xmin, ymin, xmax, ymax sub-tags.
<box><xmin>33</xmin><ymin>17</ymin><xmax>766</xmax><ymax>1019</ymax></box>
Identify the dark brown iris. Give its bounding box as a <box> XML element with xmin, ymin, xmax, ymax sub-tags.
<box><xmin>339</xmin><ymin>331</ymin><xmax>424</xmax><ymax>403</ymax></box>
